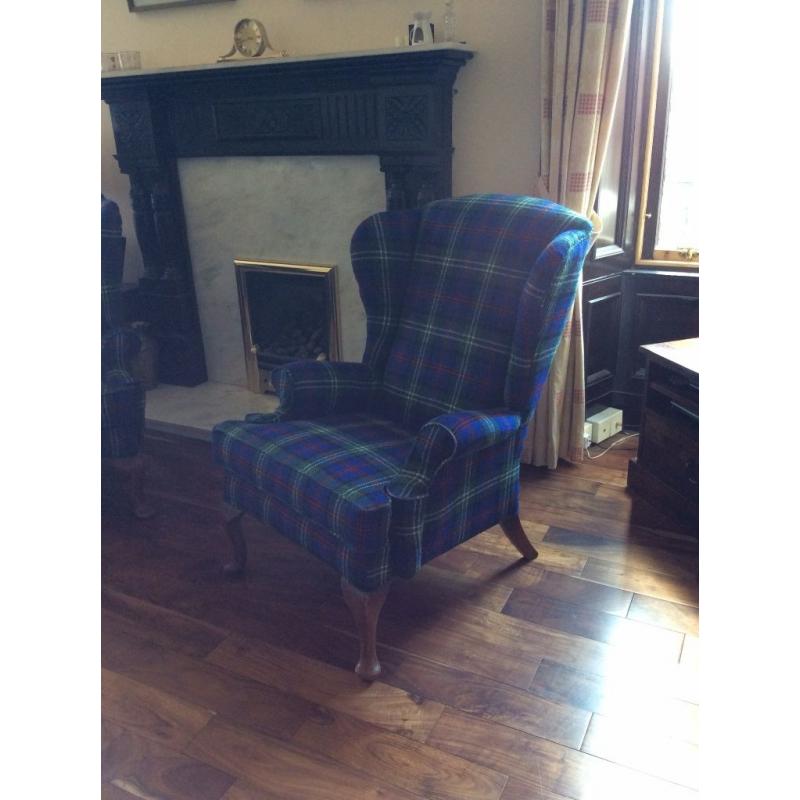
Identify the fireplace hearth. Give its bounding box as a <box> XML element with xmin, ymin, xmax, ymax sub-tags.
<box><xmin>235</xmin><ymin>259</ymin><xmax>340</xmax><ymax>394</ymax></box>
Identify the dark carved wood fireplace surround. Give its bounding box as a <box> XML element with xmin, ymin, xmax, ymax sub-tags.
<box><xmin>101</xmin><ymin>46</ymin><xmax>473</xmax><ymax>386</ymax></box>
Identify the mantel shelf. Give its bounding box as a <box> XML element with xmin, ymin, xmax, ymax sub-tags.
<box><xmin>101</xmin><ymin>42</ymin><xmax>474</xmax><ymax>82</ymax></box>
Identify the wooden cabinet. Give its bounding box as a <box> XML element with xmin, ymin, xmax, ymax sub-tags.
<box><xmin>583</xmin><ymin>272</ymin><xmax>623</xmax><ymax>408</ymax></box>
<box><xmin>581</xmin><ymin>269</ymin><xmax>699</xmax><ymax>421</ymax></box>
<box><xmin>627</xmin><ymin>338</ymin><xmax>699</xmax><ymax>530</ymax></box>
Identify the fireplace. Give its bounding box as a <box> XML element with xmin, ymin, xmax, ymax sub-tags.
<box><xmin>101</xmin><ymin>45</ymin><xmax>473</xmax><ymax>386</ymax></box>
<box><xmin>235</xmin><ymin>259</ymin><xmax>340</xmax><ymax>394</ymax></box>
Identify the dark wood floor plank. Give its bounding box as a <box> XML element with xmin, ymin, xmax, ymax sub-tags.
<box><xmin>519</xmin><ymin>503</ymin><xmax>684</xmax><ymax>545</ymax></box>
<box><xmin>102</xmin><ymin>588</ymin><xmax>229</xmax><ymax>659</ymax></box>
<box><xmin>206</xmin><ymin>635</ymin><xmax>445</xmax><ymax>742</ymax></box>
<box><xmin>581</xmin><ymin>713</ymin><xmax>699</xmax><ymax>789</ymax></box>
<box><xmin>501</xmin><ymin>582</ymin><xmax>636</xmax><ymax>642</ymax></box>
<box><xmin>523</xmin><ymin>459</ymin><xmax>628</xmax><ymax>489</ymax></box>
<box><xmin>103</xmin><ymin>614</ymin><xmax>314</xmax><ymax>742</ymax></box>
<box><xmin>594</xmin><ymin>483</ymin><xmax>693</xmax><ymax>534</ymax></box>
<box><xmin>530</xmin><ymin>660</ymin><xmax>699</xmax><ymax>745</ymax></box>
<box><xmin>102</xmin><ymin>669</ymin><xmax>216</xmax><ymax>749</ymax></box>
<box><xmin>428</xmin><ymin>710</ymin><xmax>698</xmax><ymax>800</ymax></box>
<box><xmin>514</xmin><ymin>570</ymin><xmax>634</xmax><ymax>615</ymax></box>
<box><xmin>499</xmin><ymin>777</ymin><xmax>579</xmax><ymax>800</ymax></box>
<box><xmin>292</xmin><ymin>709</ymin><xmax>508</xmax><ymax>800</ymax></box>
<box><xmin>502</xmin><ymin>591</ymin><xmax>684</xmax><ymax>659</ymax></box>
<box><xmin>627</xmin><ymin>594</ymin><xmax>700</xmax><ymax>635</ymax></box>
<box><xmin>543</xmin><ymin>526</ymin><xmax>698</xmax><ymax>580</ymax></box>
<box><xmin>184</xmin><ymin>716</ymin><xmax>423</xmax><ymax>800</ymax></box>
<box><xmin>459</xmin><ymin>523</ymin><xmax>551</xmax><ymax>559</ymax></box>
<box><xmin>519</xmin><ymin>482</ymin><xmax>676</xmax><ymax>532</ymax></box>
<box><xmin>375</xmin><ymin>646</ymin><xmax>590</xmax><ymax>749</ymax></box>
<box><xmin>375</xmin><ymin>614</ymin><xmax>539</xmax><ymax>689</ymax></box>
<box><xmin>389</xmin><ymin>562</ymin><xmax>515</xmax><ymax>614</ymax></box>
<box><xmin>142</xmin><ymin>432</ymin><xmax>225</xmax><ymax>512</ymax></box>
<box><xmin>519</xmin><ymin>467</ymin><xmax>604</xmax><ymax>496</ymax></box>
<box><xmin>384</xmin><ymin>601</ymin><xmax>682</xmax><ymax>684</ymax></box>
<box><xmin>456</xmin><ymin>524</ymin><xmax>590</xmax><ymax>580</ymax></box>
<box><xmin>102</xmin><ymin>720</ymin><xmax>235</xmax><ymax>800</ymax></box>
<box><xmin>581</xmin><ymin>558</ymin><xmax>698</xmax><ymax>607</ymax></box>
<box><xmin>433</xmin><ymin>548</ymin><xmax>548</xmax><ymax>590</ymax></box>
<box><xmin>458</xmin><ymin>540</ymin><xmax>588</xmax><ymax>580</ymax></box>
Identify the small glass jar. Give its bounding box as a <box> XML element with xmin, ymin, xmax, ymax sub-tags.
<box><xmin>102</xmin><ymin>50</ymin><xmax>142</xmax><ymax>72</ymax></box>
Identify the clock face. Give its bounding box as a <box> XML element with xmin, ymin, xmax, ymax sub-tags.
<box><xmin>234</xmin><ymin>19</ymin><xmax>267</xmax><ymax>58</ymax></box>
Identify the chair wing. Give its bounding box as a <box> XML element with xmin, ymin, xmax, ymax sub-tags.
<box><xmin>363</xmin><ymin>194</ymin><xmax>592</xmax><ymax>428</ymax></box>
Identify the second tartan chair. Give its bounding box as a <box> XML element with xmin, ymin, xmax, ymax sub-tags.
<box><xmin>212</xmin><ymin>194</ymin><xmax>593</xmax><ymax>678</ymax></box>
<box><xmin>101</xmin><ymin>194</ymin><xmax>153</xmax><ymax>519</ymax></box>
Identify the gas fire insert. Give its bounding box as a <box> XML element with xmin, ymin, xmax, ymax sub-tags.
<box><xmin>234</xmin><ymin>259</ymin><xmax>340</xmax><ymax>394</ymax></box>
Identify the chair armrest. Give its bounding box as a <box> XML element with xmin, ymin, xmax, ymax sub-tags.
<box><xmin>103</xmin><ymin>368</ymin><xmax>138</xmax><ymax>391</ymax></box>
<box><xmin>388</xmin><ymin>410</ymin><xmax>521</xmax><ymax>498</ymax></box>
<box><xmin>102</xmin><ymin>328</ymin><xmax>141</xmax><ymax>377</ymax></box>
<box><xmin>245</xmin><ymin>360</ymin><xmax>380</xmax><ymax>423</ymax></box>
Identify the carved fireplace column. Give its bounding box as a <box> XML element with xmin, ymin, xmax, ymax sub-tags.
<box><xmin>108</xmin><ymin>96</ymin><xmax>207</xmax><ymax>386</ymax></box>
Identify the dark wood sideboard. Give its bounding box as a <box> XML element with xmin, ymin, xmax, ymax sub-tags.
<box><xmin>627</xmin><ymin>338</ymin><xmax>699</xmax><ymax>529</ymax></box>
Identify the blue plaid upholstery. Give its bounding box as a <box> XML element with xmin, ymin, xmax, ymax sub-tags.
<box><xmin>102</xmin><ymin>296</ymin><xmax>144</xmax><ymax>459</ymax></box>
<box><xmin>213</xmin><ymin>195</ymin><xmax>592</xmax><ymax>590</ymax></box>
<box><xmin>265</xmin><ymin>361</ymin><xmax>381</xmax><ymax>422</ymax></box>
<box><xmin>214</xmin><ymin>414</ymin><xmax>414</xmax><ymax>551</ymax></box>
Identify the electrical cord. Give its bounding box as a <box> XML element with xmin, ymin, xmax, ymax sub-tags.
<box><xmin>584</xmin><ymin>431</ymin><xmax>639</xmax><ymax>460</ymax></box>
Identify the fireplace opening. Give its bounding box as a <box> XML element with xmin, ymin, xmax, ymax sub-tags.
<box><xmin>234</xmin><ymin>259</ymin><xmax>340</xmax><ymax>394</ymax></box>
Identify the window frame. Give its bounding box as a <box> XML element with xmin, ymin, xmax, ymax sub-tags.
<box><xmin>634</xmin><ymin>0</ymin><xmax>699</xmax><ymax>267</ymax></box>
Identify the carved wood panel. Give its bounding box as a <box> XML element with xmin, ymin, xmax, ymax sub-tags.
<box><xmin>215</xmin><ymin>98</ymin><xmax>323</xmax><ymax>141</ymax></box>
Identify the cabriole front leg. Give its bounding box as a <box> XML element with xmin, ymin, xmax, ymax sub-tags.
<box><xmin>341</xmin><ymin>578</ymin><xmax>390</xmax><ymax>681</ymax></box>
<box><xmin>500</xmin><ymin>514</ymin><xmax>539</xmax><ymax>561</ymax></box>
<box><xmin>222</xmin><ymin>507</ymin><xmax>247</xmax><ymax>577</ymax></box>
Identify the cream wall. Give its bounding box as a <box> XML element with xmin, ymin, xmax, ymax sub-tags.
<box><xmin>101</xmin><ymin>0</ymin><xmax>542</xmax><ymax>281</ymax></box>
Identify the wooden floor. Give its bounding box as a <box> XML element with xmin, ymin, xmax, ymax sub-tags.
<box><xmin>102</xmin><ymin>430</ymin><xmax>698</xmax><ymax>800</ymax></box>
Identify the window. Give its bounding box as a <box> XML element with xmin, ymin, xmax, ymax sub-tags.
<box><xmin>636</xmin><ymin>0</ymin><xmax>699</xmax><ymax>266</ymax></box>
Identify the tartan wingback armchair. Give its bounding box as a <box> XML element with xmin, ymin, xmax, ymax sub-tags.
<box><xmin>212</xmin><ymin>194</ymin><xmax>592</xmax><ymax>678</ymax></box>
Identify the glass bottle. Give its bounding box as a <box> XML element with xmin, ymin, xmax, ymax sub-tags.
<box><xmin>410</xmin><ymin>11</ymin><xmax>434</xmax><ymax>46</ymax></box>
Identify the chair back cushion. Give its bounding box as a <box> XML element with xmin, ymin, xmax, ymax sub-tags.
<box><xmin>370</xmin><ymin>194</ymin><xmax>591</xmax><ymax>427</ymax></box>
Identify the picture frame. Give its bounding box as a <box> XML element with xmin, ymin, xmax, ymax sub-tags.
<box><xmin>128</xmin><ymin>0</ymin><xmax>235</xmax><ymax>12</ymax></box>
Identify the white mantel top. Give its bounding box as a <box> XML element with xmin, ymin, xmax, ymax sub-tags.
<box><xmin>102</xmin><ymin>42</ymin><xmax>474</xmax><ymax>80</ymax></box>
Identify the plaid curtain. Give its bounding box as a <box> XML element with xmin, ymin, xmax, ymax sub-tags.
<box><xmin>522</xmin><ymin>0</ymin><xmax>633</xmax><ymax>467</ymax></box>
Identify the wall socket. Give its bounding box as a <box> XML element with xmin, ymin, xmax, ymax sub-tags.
<box><xmin>586</xmin><ymin>407</ymin><xmax>624</xmax><ymax>444</ymax></box>
<box><xmin>583</xmin><ymin>422</ymin><xmax>593</xmax><ymax>450</ymax></box>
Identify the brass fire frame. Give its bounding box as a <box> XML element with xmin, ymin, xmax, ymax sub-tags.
<box><xmin>234</xmin><ymin>258</ymin><xmax>341</xmax><ymax>394</ymax></box>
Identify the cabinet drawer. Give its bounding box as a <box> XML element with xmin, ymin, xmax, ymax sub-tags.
<box><xmin>639</xmin><ymin>409</ymin><xmax>698</xmax><ymax>501</ymax></box>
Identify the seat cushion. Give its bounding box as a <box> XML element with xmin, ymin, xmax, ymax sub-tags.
<box><xmin>212</xmin><ymin>414</ymin><xmax>416</xmax><ymax>551</ymax></box>
<box><xmin>224</xmin><ymin>475</ymin><xmax>392</xmax><ymax>592</ymax></box>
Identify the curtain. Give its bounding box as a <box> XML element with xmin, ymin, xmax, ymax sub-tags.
<box><xmin>521</xmin><ymin>0</ymin><xmax>633</xmax><ymax>468</ymax></box>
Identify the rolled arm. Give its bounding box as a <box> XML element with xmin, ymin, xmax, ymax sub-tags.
<box><xmin>246</xmin><ymin>360</ymin><xmax>380</xmax><ymax>423</ymax></box>
<box><xmin>102</xmin><ymin>328</ymin><xmax>141</xmax><ymax>378</ymax></box>
<box><xmin>388</xmin><ymin>409</ymin><xmax>521</xmax><ymax>499</ymax></box>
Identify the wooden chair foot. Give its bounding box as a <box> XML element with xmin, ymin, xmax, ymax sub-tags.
<box><xmin>222</xmin><ymin>507</ymin><xmax>247</xmax><ymax>577</ymax></box>
<box><xmin>341</xmin><ymin>578</ymin><xmax>390</xmax><ymax>681</ymax></box>
<box><xmin>105</xmin><ymin>453</ymin><xmax>155</xmax><ymax>519</ymax></box>
<box><xmin>500</xmin><ymin>514</ymin><xmax>539</xmax><ymax>561</ymax></box>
